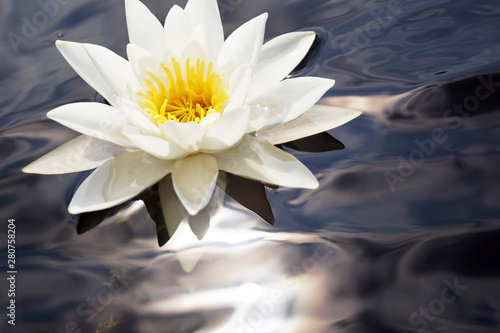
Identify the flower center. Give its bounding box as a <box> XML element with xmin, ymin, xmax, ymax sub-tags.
<box><xmin>137</xmin><ymin>58</ymin><xmax>229</xmax><ymax>125</ymax></box>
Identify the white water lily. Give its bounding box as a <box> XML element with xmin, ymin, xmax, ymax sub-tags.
<box><xmin>23</xmin><ymin>0</ymin><xmax>361</xmax><ymax>238</ymax></box>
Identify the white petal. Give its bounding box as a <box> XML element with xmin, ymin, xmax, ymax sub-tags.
<box><xmin>162</xmin><ymin>121</ymin><xmax>206</xmax><ymax>153</ymax></box>
<box><xmin>248</xmin><ymin>31</ymin><xmax>316</xmax><ymax>99</ymax></box>
<box><xmin>125</xmin><ymin>106</ymin><xmax>162</xmax><ymax>136</ymax></box>
<box><xmin>164</xmin><ymin>5</ymin><xmax>191</xmax><ymax>59</ymax></box>
<box><xmin>199</xmin><ymin>112</ymin><xmax>220</xmax><ymax>128</ymax></box>
<box><xmin>159</xmin><ymin>175</ymin><xmax>187</xmax><ymax>238</ymax></box>
<box><xmin>47</xmin><ymin>102</ymin><xmax>131</xmax><ymax>147</ymax></box>
<box><xmin>180</xmin><ymin>38</ymin><xmax>209</xmax><ymax>65</ymax></box>
<box><xmin>201</xmin><ymin>106</ymin><xmax>249</xmax><ymax>152</ymax></box>
<box><xmin>126</xmin><ymin>43</ymin><xmax>162</xmax><ymax>83</ymax></box>
<box><xmin>125</xmin><ymin>0</ymin><xmax>166</xmax><ymax>59</ymax></box>
<box><xmin>69</xmin><ymin>151</ymin><xmax>174</xmax><ymax>214</ymax></box>
<box><xmin>122</xmin><ymin>125</ymin><xmax>187</xmax><ymax>160</ymax></box>
<box><xmin>217</xmin><ymin>13</ymin><xmax>268</xmax><ymax>74</ymax></box>
<box><xmin>22</xmin><ymin>136</ymin><xmax>127</xmax><ymax>174</ymax></box>
<box><xmin>257</xmin><ymin>104</ymin><xmax>362</xmax><ymax>145</ymax></box>
<box><xmin>200</xmin><ymin>64</ymin><xmax>252</xmax><ymax>151</ymax></box>
<box><xmin>55</xmin><ymin>40</ymin><xmax>114</xmax><ymax>104</ymax></box>
<box><xmin>82</xmin><ymin>43</ymin><xmax>137</xmax><ymax>98</ymax></box>
<box><xmin>214</xmin><ymin>135</ymin><xmax>318</xmax><ymax>189</ymax></box>
<box><xmin>248</xmin><ymin>77</ymin><xmax>335</xmax><ymax>131</ymax></box>
<box><xmin>188</xmin><ymin>210</ymin><xmax>210</xmax><ymax>240</ymax></box>
<box><xmin>176</xmin><ymin>23</ymin><xmax>216</xmax><ymax>64</ymax></box>
<box><xmin>172</xmin><ymin>154</ymin><xmax>218</xmax><ymax>215</ymax></box>
<box><xmin>188</xmin><ymin>185</ymin><xmax>224</xmax><ymax>239</ymax></box>
<box><xmin>184</xmin><ymin>0</ymin><xmax>224</xmax><ymax>56</ymax></box>
<box><xmin>225</xmin><ymin>64</ymin><xmax>252</xmax><ymax>112</ymax></box>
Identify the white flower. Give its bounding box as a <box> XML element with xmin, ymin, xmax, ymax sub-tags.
<box><xmin>23</xmin><ymin>0</ymin><xmax>361</xmax><ymax>238</ymax></box>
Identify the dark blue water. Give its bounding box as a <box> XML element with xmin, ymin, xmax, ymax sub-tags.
<box><xmin>1</xmin><ymin>0</ymin><xmax>500</xmax><ymax>332</ymax></box>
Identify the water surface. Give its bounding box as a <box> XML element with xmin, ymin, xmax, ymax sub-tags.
<box><xmin>1</xmin><ymin>0</ymin><xmax>500</xmax><ymax>332</ymax></box>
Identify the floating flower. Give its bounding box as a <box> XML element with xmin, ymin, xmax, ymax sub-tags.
<box><xmin>23</xmin><ymin>0</ymin><xmax>361</xmax><ymax>240</ymax></box>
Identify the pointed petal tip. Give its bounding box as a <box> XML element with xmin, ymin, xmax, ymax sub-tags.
<box><xmin>182</xmin><ymin>205</ymin><xmax>198</xmax><ymax>217</ymax></box>
<box><xmin>319</xmin><ymin>77</ymin><xmax>335</xmax><ymax>90</ymax></box>
<box><xmin>55</xmin><ymin>39</ymin><xmax>80</xmax><ymax>51</ymax></box>
<box><xmin>300</xmin><ymin>31</ymin><xmax>317</xmax><ymax>46</ymax></box>
<box><xmin>172</xmin><ymin>154</ymin><xmax>219</xmax><ymax>217</ymax></box>
<box><xmin>192</xmin><ymin>228</ymin><xmax>208</xmax><ymax>241</ymax></box>
<box><xmin>256</xmin><ymin>12</ymin><xmax>269</xmax><ymax>24</ymax></box>
<box><xmin>21</xmin><ymin>164</ymin><xmax>48</xmax><ymax>174</ymax></box>
<box><xmin>316</xmin><ymin>104</ymin><xmax>363</xmax><ymax>119</ymax></box>
<box><xmin>348</xmin><ymin>110</ymin><xmax>363</xmax><ymax>121</ymax></box>
<box><xmin>180</xmin><ymin>197</ymin><xmax>209</xmax><ymax>217</ymax></box>
<box><xmin>352</xmin><ymin>109</ymin><xmax>363</xmax><ymax>117</ymax></box>
<box><xmin>297</xmin><ymin>174</ymin><xmax>320</xmax><ymax>190</ymax></box>
<box><xmin>46</xmin><ymin>109</ymin><xmax>56</xmax><ymax>120</ymax></box>
<box><xmin>68</xmin><ymin>203</ymin><xmax>99</xmax><ymax>216</ymax></box>
<box><xmin>21</xmin><ymin>160</ymin><xmax>52</xmax><ymax>175</ymax></box>
<box><xmin>21</xmin><ymin>165</ymin><xmax>33</xmax><ymax>174</ymax></box>
<box><xmin>68</xmin><ymin>205</ymin><xmax>81</xmax><ymax>215</ymax></box>
<box><xmin>188</xmin><ymin>210</ymin><xmax>210</xmax><ymax>240</ymax></box>
<box><xmin>248</xmin><ymin>12</ymin><xmax>269</xmax><ymax>26</ymax></box>
<box><xmin>308</xmin><ymin>178</ymin><xmax>320</xmax><ymax>189</ymax></box>
<box><xmin>293</xmin><ymin>30</ymin><xmax>316</xmax><ymax>41</ymax></box>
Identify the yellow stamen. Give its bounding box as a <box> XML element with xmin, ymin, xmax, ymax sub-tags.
<box><xmin>137</xmin><ymin>58</ymin><xmax>229</xmax><ymax>125</ymax></box>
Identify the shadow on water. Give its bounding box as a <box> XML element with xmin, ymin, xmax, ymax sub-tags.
<box><xmin>1</xmin><ymin>0</ymin><xmax>500</xmax><ymax>332</ymax></box>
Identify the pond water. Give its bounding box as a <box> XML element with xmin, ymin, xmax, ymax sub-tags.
<box><xmin>1</xmin><ymin>0</ymin><xmax>500</xmax><ymax>332</ymax></box>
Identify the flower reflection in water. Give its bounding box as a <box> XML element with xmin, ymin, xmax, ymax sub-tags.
<box><xmin>118</xmin><ymin>201</ymin><xmax>341</xmax><ymax>333</ymax></box>
<box><xmin>79</xmin><ymin>190</ymin><xmax>335</xmax><ymax>332</ymax></box>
